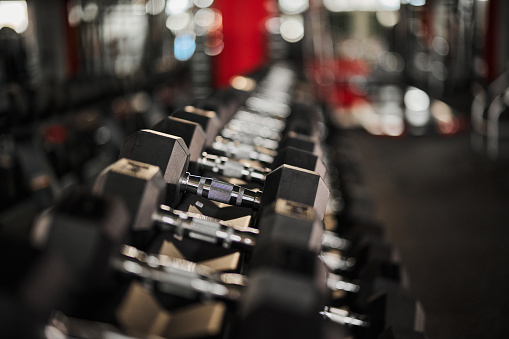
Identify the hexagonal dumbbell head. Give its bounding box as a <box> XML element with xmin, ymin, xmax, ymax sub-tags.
<box><xmin>119</xmin><ymin>129</ymin><xmax>189</xmax><ymax>207</ymax></box>
<box><xmin>119</xmin><ymin>131</ymin><xmax>327</xmax><ymax>213</ymax></box>
<box><xmin>93</xmin><ymin>158</ymin><xmax>166</xmax><ymax>232</ymax></box>
<box><xmin>256</xmin><ymin>199</ymin><xmax>324</xmax><ymax>254</ymax></box>
<box><xmin>239</xmin><ymin>268</ymin><xmax>325</xmax><ymax>339</ymax></box>
<box><xmin>119</xmin><ymin>130</ymin><xmax>264</xmax><ymax>209</ymax></box>
<box><xmin>31</xmin><ymin>189</ymin><xmax>129</xmax><ymax>285</ymax></box>
<box><xmin>284</xmin><ymin>102</ymin><xmax>322</xmax><ymax>138</ymax></box>
<box><xmin>279</xmin><ymin>131</ymin><xmax>323</xmax><ymax>159</ymax></box>
<box><xmin>193</xmin><ymin>97</ymin><xmax>231</xmax><ymax>125</ymax></box>
<box><xmin>171</xmin><ymin>106</ymin><xmax>221</xmax><ymax>147</ymax></box>
<box><xmin>152</xmin><ymin>117</ymin><xmax>206</xmax><ymax>163</ymax></box>
<box><xmin>262</xmin><ymin>165</ymin><xmax>329</xmax><ymax>220</ymax></box>
<box><xmin>272</xmin><ymin>146</ymin><xmax>327</xmax><ymax>179</ymax></box>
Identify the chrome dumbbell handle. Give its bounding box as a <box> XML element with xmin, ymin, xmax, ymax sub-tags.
<box><xmin>181</xmin><ymin>172</ymin><xmax>263</xmax><ymax>210</ymax></box>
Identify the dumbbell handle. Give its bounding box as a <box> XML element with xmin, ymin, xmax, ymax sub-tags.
<box><xmin>221</xmin><ymin>128</ymin><xmax>280</xmax><ymax>150</ymax></box>
<box><xmin>181</xmin><ymin>172</ymin><xmax>263</xmax><ymax>210</ymax></box>
<box><xmin>116</xmin><ymin>245</ymin><xmax>360</xmax><ymax>300</ymax></box>
<box><xmin>153</xmin><ymin>207</ymin><xmax>258</xmax><ymax>251</ymax></box>
<box><xmin>211</xmin><ymin>137</ymin><xmax>275</xmax><ymax>164</ymax></box>
<box><xmin>153</xmin><ymin>205</ymin><xmax>351</xmax><ymax>253</ymax></box>
<box><xmin>113</xmin><ymin>245</ymin><xmax>243</xmax><ymax>301</ymax></box>
<box><xmin>197</xmin><ymin>152</ymin><xmax>270</xmax><ymax>183</ymax></box>
<box><xmin>226</xmin><ymin>119</ymin><xmax>282</xmax><ymax>141</ymax></box>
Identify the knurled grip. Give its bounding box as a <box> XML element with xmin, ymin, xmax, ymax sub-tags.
<box><xmin>182</xmin><ymin>173</ymin><xmax>262</xmax><ymax>209</ymax></box>
<box><xmin>207</xmin><ymin>180</ymin><xmax>235</xmax><ymax>202</ymax></box>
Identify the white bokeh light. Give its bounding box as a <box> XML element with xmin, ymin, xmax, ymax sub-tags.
<box><xmin>323</xmin><ymin>0</ymin><xmax>400</xmax><ymax>12</ymax></box>
<box><xmin>0</xmin><ymin>1</ymin><xmax>29</xmax><ymax>33</ymax></box>
<box><xmin>280</xmin><ymin>17</ymin><xmax>304</xmax><ymax>43</ymax></box>
<box><xmin>166</xmin><ymin>12</ymin><xmax>192</xmax><ymax>33</ymax></box>
<box><xmin>166</xmin><ymin>0</ymin><xmax>193</xmax><ymax>15</ymax></box>
<box><xmin>376</xmin><ymin>11</ymin><xmax>399</xmax><ymax>27</ymax></box>
<box><xmin>194</xmin><ymin>8</ymin><xmax>215</xmax><ymax>29</ymax></box>
<box><xmin>194</xmin><ymin>0</ymin><xmax>214</xmax><ymax>8</ymax></box>
<box><xmin>404</xmin><ymin>87</ymin><xmax>430</xmax><ymax>112</ymax></box>
<box><xmin>278</xmin><ymin>0</ymin><xmax>309</xmax><ymax>14</ymax></box>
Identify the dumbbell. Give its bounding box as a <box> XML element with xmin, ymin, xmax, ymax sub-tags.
<box><xmin>250</xmin><ymin>199</ymin><xmax>404</xmax><ymax>306</ymax></box>
<box><xmin>92</xmin><ymin>161</ymin><xmax>397</xmax><ymax>309</ymax></box>
<box><xmin>93</xmin><ymin>158</ymin><xmax>256</xmax><ymax>249</ymax></box>
<box><xmin>189</xmin><ymin>63</ymin><xmax>295</xmax><ymax>130</ymax></box>
<box><xmin>32</xmin><ymin>189</ymin><xmax>424</xmax><ymax>339</ymax></box>
<box><xmin>93</xmin><ymin>158</ymin><xmax>345</xmax><ymax>254</ymax></box>
<box><xmin>177</xmin><ymin>103</ymin><xmax>323</xmax><ymax>151</ymax></box>
<box><xmin>91</xmin><ymin>159</ymin><xmax>379</xmax><ymax>298</ymax></box>
<box><xmin>221</xmin><ymin>96</ymin><xmax>324</xmax><ymax>142</ymax></box>
<box><xmin>128</xmin><ymin>123</ymin><xmax>335</xmax><ymax>235</ymax></box>
<box><xmin>25</xmin><ymin>190</ymin><xmax>346</xmax><ymax>338</ymax></box>
<box><xmin>226</xmin><ymin>102</ymin><xmax>324</xmax><ymax>142</ymax></box>
<box><xmin>243</xmin><ymin>65</ymin><xmax>296</xmax><ymax>114</ymax></box>
<box><xmin>241</xmin><ymin>203</ymin><xmax>422</xmax><ymax>337</ymax></box>
<box><xmin>102</xmin><ymin>143</ymin><xmax>370</xmax><ymax>264</ymax></box>
<box><xmin>117</xmin><ymin>245</ymin><xmax>425</xmax><ymax>339</ymax></box>
<box><xmin>118</xmin><ymin>130</ymin><xmax>330</xmax><ymax>219</ymax></box>
<box><xmin>152</xmin><ymin>116</ymin><xmax>327</xmax><ymax>182</ymax></box>
<box><xmin>169</xmin><ymin>105</ymin><xmax>276</xmax><ymax>159</ymax></box>
<box><xmin>171</xmin><ymin>101</ymin><xmax>324</xmax><ymax>162</ymax></box>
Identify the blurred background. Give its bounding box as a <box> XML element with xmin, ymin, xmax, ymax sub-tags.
<box><xmin>1</xmin><ymin>0</ymin><xmax>508</xmax><ymax>338</ymax></box>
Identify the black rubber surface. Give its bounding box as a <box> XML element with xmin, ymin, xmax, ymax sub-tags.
<box><xmin>345</xmin><ymin>130</ymin><xmax>509</xmax><ymax>339</ymax></box>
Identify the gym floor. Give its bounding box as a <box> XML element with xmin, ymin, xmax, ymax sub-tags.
<box><xmin>345</xmin><ymin>130</ymin><xmax>509</xmax><ymax>338</ymax></box>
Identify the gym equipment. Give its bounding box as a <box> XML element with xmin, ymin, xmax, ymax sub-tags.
<box><xmin>92</xmin><ymin>163</ymin><xmax>400</xmax><ymax>314</ymax></box>
<box><xmin>29</xmin><ymin>189</ymin><xmax>422</xmax><ymax>339</ymax></box>
<box><xmin>152</xmin><ymin>116</ymin><xmax>326</xmax><ymax>181</ymax></box>
<box><xmin>172</xmin><ymin>106</ymin><xmax>221</xmax><ymax>148</ymax></box>
<box><xmin>172</xmin><ymin>103</ymin><xmax>323</xmax><ymax>152</ymax></box>
<box><xmin>93</xmin><ymin>158</ymin><xmax>257</xmax><ymax>249</ymax></box>
<box><xmin>117</xmin><ymin>246</ymin><xmax>425</xmax><ymax>339</ymax></box>
<box><xmin>118</xmin><ymin>130</ymin><xmax>330</xmax><ymax>219</ymax></box>
<box><xmin>93</xmin><ymin>158</ymin><xmax>343</xmax><ymax>253</ymax></box>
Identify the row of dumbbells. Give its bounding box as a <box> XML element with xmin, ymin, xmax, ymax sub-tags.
<box><xmin>1</xmin><ymin>63</ymin><xmax>426</xmax><ymax>338</ymax></box>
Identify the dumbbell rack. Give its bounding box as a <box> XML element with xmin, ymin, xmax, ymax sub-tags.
<box><xmin>0</xmin><ymin>62</ymin><xmax>427</xmax><ymax>339</ymax></box>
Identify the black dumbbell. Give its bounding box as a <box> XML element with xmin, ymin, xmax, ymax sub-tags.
<box><xmin>218</xmin><ymin>99</ymin><xmax>325</xmax><ymax>149</ymax></box>
<box><xmin>170</xmin><ymin>103</ymin><xmax>324</xmax><ymax>163</ymax></box>
<box><xmin>172</xmin><ymin>105</ymin><xmax>221</xmax><ymax>148</ymax></box>
<box><xmin>214</xmin><ymin>104</ymin><xmax>322</xmax><ymax>147</ymax></box>
<box><xmin>117</xmin><ymin>245</ymin><xmax>425</xmax><ymax>339</ymax></box>
<box><xmin>32</xmin><ymin>189</ymin><xmax>425</xmax><ymax>339</ymax></box>
<box><xmin>29</xmin><ymin>189</ymin><xmax>236</xmax><ymax>311</ymax></box>
<box><xmin>250</xmin><ymin>199</ymin><xmax>404</xmax><ymax>303</ymax></box>
<box><xmin>118</xmin><ymin>130</ymin><xmax>330</xmax><ymax>219</ymax></box>
<box><xmin>92</xmin><ymin>160</ymin><xmax>366</xmax><ymax>301</ymax></box>
<box><xmin>152</xmin><ymin>116</ymin><xmax>327</xmax><ymax>182</ymax></box>
<box><xmin>93</xmin><ymin>161</ymin><xmax>396</xmax><ymax>308</ymax></box>
<box><xmin>169</xmin><ymin>105</ymin><xmax>277</xmax><ymax>163</ymax></box>
<box><xmin>26</xmin><ymin>190</ymin><xmax>336</xmax><ymax>339</ymax></box>
<box><xmin>93</xmin><ymin>158</ymin><xmax>342</xmax><ymax>254</ymax></box>
<box><xmin>93</xmin><ymin>158</ymin><xmax>257</xmax><ymax>249</ymax></box>
<box><xmin>172</xmin><ymin>64</ymin><xmax>294</xmax><ymax>147</ymax></box>
<box><xmin>227</xmin><ymin>102</ymin><xmax>324</xmax><ymax>141</ymax></box>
